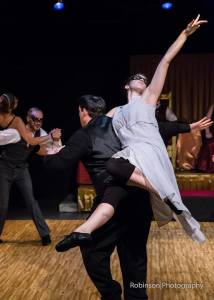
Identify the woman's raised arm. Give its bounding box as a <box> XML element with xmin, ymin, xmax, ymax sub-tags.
<box><xmin>145</xmin><ymin>15</ymin><xmax>207</xmax><ymax>105</ymax></box>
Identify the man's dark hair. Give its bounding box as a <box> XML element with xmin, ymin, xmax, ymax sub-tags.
<box><xmin>78</xmin><ymin>95</ymin><xmax>106</xmax><ymax>118</ymax></box>
<box><xmin>0</xmin><ymin>93</ymin><xmax>18</xmax><ymax>113</ymax></box>
<box><xmin>125</xmin><ymin>73</ymin><xmax>148</xmax><ymax>86</ymax></box>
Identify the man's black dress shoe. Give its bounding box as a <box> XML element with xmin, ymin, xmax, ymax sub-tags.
<box><xmin>41</xmin><ymin>235</ymin><xmax>51</xmax><ymax>246</ymax></box>
<box><xmin>55</xmin><ymin>232</ymin><xmax>92</xmax><ymax>252</ymax></box>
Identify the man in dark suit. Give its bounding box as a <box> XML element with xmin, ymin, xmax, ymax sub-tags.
<box><xmin>45</xmin><ymin>94</ymin><xmax>211</xmax><ymax>300</ymax></box>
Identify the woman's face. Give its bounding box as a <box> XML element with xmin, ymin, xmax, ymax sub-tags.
<box><xmin>126</xmin><ymin>79</ymin><xmax>147</xmax><ymax>93</ymax></box>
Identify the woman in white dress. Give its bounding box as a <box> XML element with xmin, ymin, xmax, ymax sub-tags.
<box><xmin>57</xmin><ymin>15</ymin><xmax>208</xmax><ymax>250</ymax></box>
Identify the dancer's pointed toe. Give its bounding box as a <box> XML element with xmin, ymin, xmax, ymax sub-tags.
<box><xmin>55</xmin><ymin>232</ymin><xmax>92</xmax><ymax>252</ymax></box>
<box><xmin>191</xmin><ymin>228</ymin><xmax>206</xmax><ymax>243</ymax></box>
<box><xmin>174</xmin><ymin>213</ymin><xmax>206</xmax><ymax>243</ymax></box>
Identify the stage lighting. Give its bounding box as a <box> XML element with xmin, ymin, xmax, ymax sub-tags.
<box><xmin>161</xmin><ymin>2</ymin><xmax>173</xmax><ymax>10</ymax></box>
<box><xmin>53</xmin><ymin>1</ymin><xmax>64</xmax><ymax>11</ymax></box>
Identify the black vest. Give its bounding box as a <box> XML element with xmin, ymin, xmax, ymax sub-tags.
<box><xmin>0</xmin><ymin>128</ymin><xmax>40</xmax><ymax>167</ymax></box>
<box><xmin>82</xmin><ymin>115</ymin><xmax>121</xmax><ymax>195</ymax></box>
<box><xmin>155</xmin><ymin>103</ymin><xmax>167</xmax><ymax>122</ymax></box>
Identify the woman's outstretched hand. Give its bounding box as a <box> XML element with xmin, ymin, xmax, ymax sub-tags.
<box><xmin>184</xmin><ymin>14</ymin><xmax>208</xmax><ymax>36</ymax></box>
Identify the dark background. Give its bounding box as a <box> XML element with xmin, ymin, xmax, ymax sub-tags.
<box><xmin>0</xmin><ymin>0</ymin><xmax>213</xmax><ymax>208</ymax></box>
<box><xmin>0</xmin><ymin>0</ymin><xmax>213</xmax><ymax>140</ymax></box>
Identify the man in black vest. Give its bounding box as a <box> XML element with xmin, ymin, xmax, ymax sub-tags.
<box><xmin>45</xmin><ymin>94</ymin><xmax>211</xmax><ymax>300</ymax></box>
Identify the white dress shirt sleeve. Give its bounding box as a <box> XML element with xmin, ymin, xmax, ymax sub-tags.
<box><xmin>39</xmin><ymin>128</ymin><xmax>63</xmax><ymax>154</ymax></box>
<box><xmin>0</xmin><ymin>128</ymin><xmax>21</xmax><ymax>145</ymax></box>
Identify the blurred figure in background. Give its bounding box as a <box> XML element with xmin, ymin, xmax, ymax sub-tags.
<box><xmin>176</xmin><ymin>127</ymin><xmax>202</xmax><ymax>171</ymax></box>
<box><xmin>197</xmin><ymin>104</ymin><xmax>214</xmax><ymax>173</ymax></box>
<box><xmin>26</xmin><ymin>107</ymin><xmax>62</xmax><ymax>153</ymax></box>
<box><xmin>26</xmin><ymin>107</ymin><xmax>64</xmax><ymax>202</ymax></box>
<box><xmin>155</xmin><ymin>98</ymin><xmax>177</xmax><ymax>122</ymax></box>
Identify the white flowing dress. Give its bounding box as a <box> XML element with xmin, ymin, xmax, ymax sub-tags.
<box><xmin>112</xmin><ymin>96</ymin><xmax>205</xmax><ymax>243</ymax></box>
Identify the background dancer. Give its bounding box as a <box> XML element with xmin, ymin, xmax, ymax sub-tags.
<box><xmin>0</xmin><ymin>94</ymin><xmax>61</xmax><ymax>245</ymax></box>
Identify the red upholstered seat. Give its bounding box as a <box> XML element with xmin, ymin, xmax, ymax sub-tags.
<box><xmin>76</xmin><ymin>161</ymin><xmax>92</xmax><ymax>185</ymax></box>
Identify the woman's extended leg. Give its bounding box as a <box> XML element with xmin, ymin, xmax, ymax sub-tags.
<box><xmin>55</xmin><ymin>186</ymin><xmax>128</xmax><ymax>251</ymax></box>
<box><xmin>75</xmin><ymin>203</ymin><xmax>115</xmax><ymax>234</ymax></box>
<box><xmin>74</xmin><ymin>186</ymin><xmax>128</xmax><ymax>234</ymax></box>
<box><xmin>55</xmin><ymin>158</ymin><xmax>159</xmax><ymax>251</ymax></box>
<box><xmin>75</xmin><ymin>158</ymin><xmax>158</xmax><ymax>235</ymax></box>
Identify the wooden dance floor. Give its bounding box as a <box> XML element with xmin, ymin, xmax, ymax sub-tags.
<box><xmin>0</xmin><ymin>220</ymin><xmax>214</xmax><ymax>300</ymax></box>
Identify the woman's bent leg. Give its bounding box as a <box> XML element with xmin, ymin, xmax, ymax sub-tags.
<box><xmin>107</xmin><ymin>158</ymin><xmax>159</xmax><ymax>195</ymax></box>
